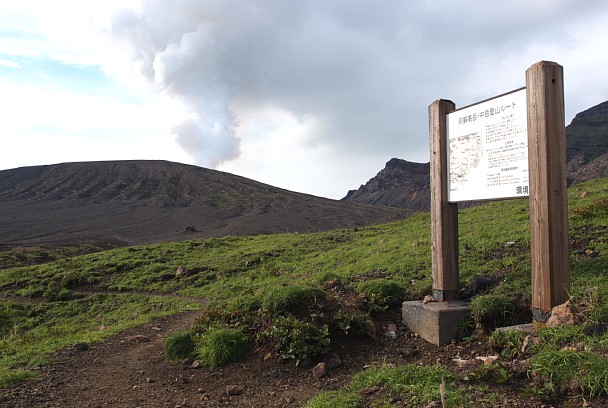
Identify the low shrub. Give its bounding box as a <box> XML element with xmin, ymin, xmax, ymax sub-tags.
<box><xmin>263</xmin><ymin>315</ymin><xmax>330</xmax><ymax>366</ymax></box>
<box><xmin>531</xmin><ymin>348</ymin><xmax>608</xmax><ymax>399</ymax></box>
<box><xmin>489</xmin><ymin>328</ymin><xmax>527</xmax><ymax>358</ymax></box>
<box><xmin>469</xmin><ymin>294</ymin><xmax>516</xmax><ymax>330</ymax></box>
<box><xmin>42</xmin><ymin>281</ymin><xmax>79</xmax><ymax>302</ymax></box>
<box><xmin>334</xmin><ymin>308</ymin><xmax>372</xmax><ymax>336</ymax></box>
<box><xmin>195</xmin><ymin>326</ymin><xmax>250</xmax><ymax>368</ymax></box>
<box><xmin>261</xmin><ymin>285</ymin><xmax>323</xmax><ymax>315</ymax></box>
<box><xmin>355</xmin><ymin>279</ymin><xmax>404</xmax><ymax>311</ymax></box>
<box><xmin>165</xmin><ymin>330</ymin><xmax>196</xmax><ymax>362</ymax></box>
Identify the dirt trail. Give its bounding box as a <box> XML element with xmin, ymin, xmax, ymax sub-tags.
<box><xmin>0</xmin><ymin>308</ymin><xmax>330</xmax><ymax>408</ymax></box>
<box><xmin>1</xmin><ymin>307</ymin><xmax>559</xmax><ymax>408</ymax></box>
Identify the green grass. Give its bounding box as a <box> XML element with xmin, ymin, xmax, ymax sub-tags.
<box><xmin>0</xmin><ymin>294</ymin><xmax>199</xmax><ymax>386</ymax></box>
<box><xmin>1</xmin><ymin>176</ymin><xmax>607</xmax><ymax>402</ymax></box>
<box><xmin>195</xmin><ymin>326</ymin><xmax>250</xmax><ymax>368</ymax></box>
<box><xmin>306</xmin><ymin>364</ymin><xmax>467</xmax><ymax>407</ymax></box>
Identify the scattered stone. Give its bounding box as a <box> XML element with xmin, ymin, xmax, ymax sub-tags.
<box><xmin>226</xmin><ymin>385</ymin><xmax>243</xmax><ymax>396</ymax></box>
<box><xmin>324</xmin><ymin>353</ymin><xmax>342</xmax><ymax>370</ymax></box>
<box><xmin>361</xmin><ymin>385</ymin><xmax>382</xmax><ymax>395</ymax></box>
<box><xmin>425</xmin><ymin>401</ymin><xmax>442</xmax><ymax>408</ymax></box>
<box><xmin>385</xmin><ymin>323</ymin><xmax>398</xmax><ymax>339</ymax></box>
<box><xmin>546</xmin><ymin>300</ymin><xmax>578</xmax><ymax>328</ymax></box>
<box><xmin>585</xmin><ymin>249</ymin><xmax>598</xmax><ymax>257</ymax></box>
<box><xmin>580</xmin><ymin>191</ymin><xmax>589</xmax><ymax>198</ymax></box>
<box><xmin>146</xmin><ymin>377</ymin><xmax>154</xmax><ymax>383</ymax></box>
<box><xmin>99</xmin><ymin>325</ymin><xmax>106</xmax><ymax>331</ymax></box>
<box><xmin>312</xmin><ymin>362</ymin><xmax>327</xmax><ymax>379</ymax></box>
<box><xmin>401</xmin><ymin>345</ymin><xmax>418</xmax><ymax>358</ymax></box>
<box><xmin>175</xmin><ymin>266</ymin><xmax>186</xmax><ymax>277</ymax></box>
<box><xmin>191</xmin><ymin>360</ymin><xmax>202</xmax><ymax>369</ymax></box>
<box><xmin>422</xmin><ymin>295</ymin><xmax>438</xmax><ymax>304</ymax></box>
<box><xmin>475</xmin><ymin>355</ymin><xmax>499</xmax><ymax>365</ymax></box>
<box><xmin>125</xmin><ymin>335</ymin><xmax>151</xmax><ymax>343</ymax></box>
<box><xmin>72</xmin><ymin>342</ymin><xmax>89</xmax><ymax>352</ymax></box>
<box><xmin>263</xmin><ymin>352</ymin><xmax>273</xmax><ymax>361</ymax></box>
<box><xmin>471</xmin><ymin>276</ymin><xmax>498</xmax><ymax>293</ymax></box>
<box><xmin>365</xmin><ymin>320</ymin><xmax>377</xmax><ymax>341</ymax></box>
<box><xmin>298</xmin><ymin>358</ymin><xmax>312</xmax><ymax>368</ymax></box>
<box><xmin>584</xmin><ymin>323</ymin><xmax>608</xmax><ymax>336</ymax></box>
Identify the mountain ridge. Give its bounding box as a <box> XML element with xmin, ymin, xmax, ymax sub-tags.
<box><xmin>0</xmin><ymin>160</ymin><xmax>408</xmax><ymax>247</ymax></box>
<box><xmin>343</xmin><ymin>100</ymin><xmax>608</xmax><ymax>210</ymax></box>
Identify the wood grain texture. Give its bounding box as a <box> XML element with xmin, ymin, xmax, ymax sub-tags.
<box><xmin>429</xmin><ymin>99</ymin><xmax>459</xmax><ymax>300</ymax></box>
<box><xmin>526</xmin><ymin>61</ymin><xmax>570</xmax><ymax>314</ymax></box>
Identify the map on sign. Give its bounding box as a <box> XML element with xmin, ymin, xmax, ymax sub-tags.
<box><xmin>446</xmin><ymin>87</ymin><xmax>528</xmax><ymax>202</ymax></box>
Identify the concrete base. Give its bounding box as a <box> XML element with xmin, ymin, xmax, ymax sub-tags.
<box><xmin>402</xmin><ymin>300</ymin><xmax>470</xmax><ymax>346</ymax></box>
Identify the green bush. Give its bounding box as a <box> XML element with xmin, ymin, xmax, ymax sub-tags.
<box><xmin>334</xmin><ymin>308</ymin><xmax>372</xmax><ymax>335</ymax></box>
<box><xmin>261</xmin><ymin>285</ymin><xmax>323</xmax><ymax>315</ymax></box>
<box><xmin>489</xmin><ymin>328</ymin><xmax>527</xmax><ymax>358</ymax></box>
<box><xmin>165</xmin><ymin>330</ymin><xmax>196</xmax><ymax>362</ymax></box>
<box><xmin>42</xmin><ymin>281</ymin><xmax>79</xmax><ymax>302</ymax></box>
<box><xmin>531</xmin><ymin>348</ymin><xmax>608</xmax><ymax>399</ymax></box>
<box><xmin>469</xmin><ymin>294</ymin><xmax>515</xmax><ymax>330</ymax></box>
<box><xmin>196</xmin><ymin>326</ymin><xmax>250</xmax><ymax>368</ymax></box>
<box><xmin>355</xmin><ymin>279</ymin><xmax>404</xmax><ymax>311</ymax></box>
<box><xmin>264</xmin><ymin>315</ymin><xmax>330</xmax><ymax>366</ymax></box>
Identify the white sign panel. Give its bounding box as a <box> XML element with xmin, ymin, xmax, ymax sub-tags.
<box><xmin>447</xmin><ymin>87</ymin><xmax>528</xmax><ymax>202</ymax></box>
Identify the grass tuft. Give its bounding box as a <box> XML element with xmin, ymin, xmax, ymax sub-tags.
<box><xmin>195</xmin><ymin>326</ymin><xmax>250</xmax><ymax>368</ymax></box>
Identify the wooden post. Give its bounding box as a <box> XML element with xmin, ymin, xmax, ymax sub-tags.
<box><xmin>526</xmin><ymin>61</ymin><xmax>570</xmax><ymax>321</ymax></box>
<box><xmin>429</xmin><ymin>99</ymin><xmax>459</xmax><ymax>301</ymax></box>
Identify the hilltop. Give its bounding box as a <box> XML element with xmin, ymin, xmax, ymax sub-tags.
<box><xmin>0</xmin><ymin>160</ymin><xmax>407</xmax><ymax>248</ymax></box>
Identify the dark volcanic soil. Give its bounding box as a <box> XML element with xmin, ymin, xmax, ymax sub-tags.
<box><xmin>0</xmin><ymin>307</ymin><xmax>561</xmax><ymax>408</ymax></box>
<box><xmin>0</xmin><ymin>161</ymin><xmax>408</xmax><ymax>247</ymax></box>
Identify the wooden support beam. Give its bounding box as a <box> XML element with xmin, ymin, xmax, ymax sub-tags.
<box><xmin>429</xmin><ymin>99</ymin><xmax>459</xmax><ymax>301</ymax></box>
<box><xmin>525</xmin><ymin>61</ymin><xmax>570</xmax><ymax>320</ymax></box>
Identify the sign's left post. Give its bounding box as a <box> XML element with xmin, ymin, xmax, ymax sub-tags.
<box><xmin>429</xmin><ymin>99</ymin><xmax>459</xmax><ymax>300</ymax></box>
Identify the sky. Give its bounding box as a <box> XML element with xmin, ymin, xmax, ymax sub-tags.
<box><xmin>1</xmin><ymin>1</ymin><xmax>607</xmax><ymax>199</ymax></box>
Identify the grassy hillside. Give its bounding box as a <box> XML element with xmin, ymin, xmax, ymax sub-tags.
<box><xmin>1</xmin><ymin>177</ymin><xmax>607</xmax><ymax>405</ymax></box>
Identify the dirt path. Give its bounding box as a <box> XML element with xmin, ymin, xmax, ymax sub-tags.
<box><xmin>1</xmin><ymin>307</ymin><xmax>561</xmax><ymax>408</ymax></box>
<box><xmin>0</xmin><ymin>308</ymin><xmax>335</xmax><ymax>408</ymax></box>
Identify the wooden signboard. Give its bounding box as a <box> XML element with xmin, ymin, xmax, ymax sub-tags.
<box><xmin>429</xmin><ymin>61</ymin><xmax>569</xmax><ymax>319</ymax></box>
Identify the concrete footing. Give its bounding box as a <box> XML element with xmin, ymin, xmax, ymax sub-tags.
<box><xmin>402</xmin><ymin>300</ymin><xmax>470</xmax><ymax>346</ymax></box>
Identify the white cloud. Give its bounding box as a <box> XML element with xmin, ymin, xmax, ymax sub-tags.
<box><xmin>1</xmin><ymin>0</ymin><xmax>608</xmax><ymax>199</ymax></box>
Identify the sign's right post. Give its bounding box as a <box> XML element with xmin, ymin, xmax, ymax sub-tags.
<box><xmin>525</xmin><ymin>60</ymin><xmax>570</xmax><ymax>321</ymax></box>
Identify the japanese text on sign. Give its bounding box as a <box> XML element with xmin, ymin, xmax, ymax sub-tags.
<box><xmin>446</xmin><ymin>88</ymin><xmax>528</xmax><ymax>202</ymax></box>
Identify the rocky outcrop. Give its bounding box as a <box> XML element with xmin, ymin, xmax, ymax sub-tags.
<box><xmin>342</xmin><ymin>159</ymin><xmax>430</xmax><ymax>211</ymax></box>
<box><xmin>343</xmin><ymin>100</ymin><xmax>608</xmax><ymax>209</ymax></box>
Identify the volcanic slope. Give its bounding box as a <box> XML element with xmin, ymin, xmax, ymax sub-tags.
<box><xmin>0</xmin><ymin>160</ymin><xmax>408</xmax><ymax>246</ymax></box>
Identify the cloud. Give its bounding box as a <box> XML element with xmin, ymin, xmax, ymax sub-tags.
<box><xmin>96</xmin><ymin>0</ymin><xmax>608</xmax><ymax>177</ymax></box>
<box><xmin>2</xmin><ymin>0</ymin><xmax>607</xmax><ymax>198</ymax></box>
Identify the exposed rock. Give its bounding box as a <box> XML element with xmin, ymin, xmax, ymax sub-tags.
<box><xmin>546</xmin><ymin>300</ymin><xmax>578</xmax><ymax>328</ymax></box>
<box><xmin>361</xmin><ymin>385</ymin><xmax>382</xmax><ymax>395</ymax></box>
<box><xmin>365</xmin><ymin>320</ymin><xmax>377</xmax><ymax>341</ymax></box>
<box><xmin>423</xmin><ymin>295</ymin><xmax>438</xmax><ymax>304</ymax></box>
<box><xmin>385</xmin><ymin>323</ymin><xmax>398</xmax><ymax>339</ymax></box>
<box><xmin>324</xmin><ymin>353</ymin><xmax>342</xmax><ymax>370</ymax></box>
<box><xmin>225</xmin><ymin>385</ymin><xmax>243</xmax><ymax>396</ymax></box>
<box><xmin>312</xmin><ymin>362</ymin><xmax>327</xmax><ymax>379</ymax></box>
<box><xmin>342</xmin><ymin>159</ymin><xmax>430</xmax><ymax>211</ymax></box>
